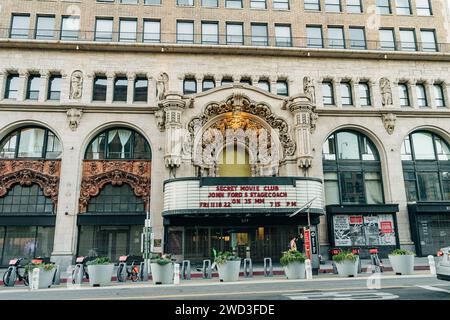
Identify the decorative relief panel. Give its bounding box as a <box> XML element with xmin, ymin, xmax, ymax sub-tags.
<box><xmin>79</xmin><ymin>160</ymin><xmax>151</xmax><ymax>213</ymax></box>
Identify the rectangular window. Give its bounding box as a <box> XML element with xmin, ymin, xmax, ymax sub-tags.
<box><xmin>183</xmin><ymin>78</ymin><xmax>197</xmax><ymax>94</ymax></box>
<box><xmin>114</xmin><ymin>77</ymin><xmax>128</xmax><ymax>102</ymax></box>
<box><xmin>251</xmin><ymin>0</ymin><xmax>267</xmax><ymax>8</ymax></box>
<box><xmin>145</xmin><ymin>0</ymin><xmax>161</xmax><ymax>4</ymax></box>
<box><xmin>177</xmin><ymin>21</ymin><xmax>194</xmax><ymax>44</ymax></box>
<box><xmin>4</xmin><ymin>74</ymin><xmax>20</xmax><ymax>100</ymax></box>
<box><xmin>119</xmin><ymin>19</ymin><xmax>137</xmax><ymax>42</ymax></box>
<box><xmin>347</xmin><ymin>0</ymin><xmax>362</xmax><ymax>13</ymax></box>
<box><xmin>61</xmin><ymin>16</ymin><xmax>80</xmax><ymax>40</ymax></box>
<box><xmin>421</xmin><ymin>29</ymin><xmax>437</xmax><ymax>52</ymax></box>
<box><xmin>35</xmin><ymin>16</ymin><xmax>55</xmax><ymax>40</ymax></box>
<box><xmin>178</xmin><ymin>0</ymin><xmax>194</xmax><ymax>5</ymax></box>
<box><xmin>441</xmin><ymin>172</ymin><xmax>450</xmax><ymax>200</ymax></box>
<box><xmin>324</xmin><ymin>172</ymin><xmax>340</xmax><ymax>205</ymax></box>
<box><xmin>416</xmin><ymin>0</ymin><xmax>431</xmax><ymax>15</ymax></box>
<box><xmin>120</xmin><ymin>0</ymin><xmax>138</xmax><ymax>3</ymax></box>
<box><xmin>221</xmin><ymin>78</ymin><xmax>233</xmax><ymax>85</ymax></box>
<box><xmin>416</xmin><ymin>83</ymin><xmax>428</xmax><ymax>107</ymax></box>
<box><xmin>202</xmin><ymin>79</ymin><xmax>215</xmax><ymax>91</ymax></box>
<box><xmin>325</xmin><ymin>0</ymin><xmax>341</xmax><ymax>12</ymax></box>
<box><xmin>26</xmin><ymin>75</ymin><xmax>40</xmax><ymax>100</ymax></box>
<box><xmin>359</xmin><ymin>82</ymin><xmax>371</xmax><ymax>106</ymax></box>
<box><xmin>349</xmin><ymin>27</ymin><xmax>366</xmax><ymax>49</ymax></box>
<box><xmin>399</xmin><ymin>83</ymin><xmax>410</xmax><ymax>106</ymax></box>
<box><xmin>202</xmin><ymin>22</ymin><xmax>219</xmax><ymax>44</ymax></box>
<box><xmin>340</xmin><ymin>82</ymin><xmax>353</xmax><ymax>105</ymax></box>
<box><xmin>307</xmin><ymin>26</ymin><xmax>323</xmax><ymax>48</ymax></box>
<box><xmin>95</xmin><ymin>18</ymin><xmax>114</xmax><ymax>42</ymax></box>
<box><xmin>134</xmin><ymin>77</ymin><xmax>148</xmax><ymax>102</ymax></box>
<box><xmin>226</xmin><ymin>0</ymin><xmax>243</xmax><ymax>8</ymax></box>
<box><xmin>328</xmin><ymin>26</ymin><xmax>345</xmax><ymax>49</ymax></box>
<box><xmin>403</xmin><ymin>171</ymin><xmax>417</xmax><ymax>201</ymax></box>
<box><xmin>376</xmin><ymin>0</ymin><xmax>391</xmax><ymax>13</ymax></box>
<box><xmin>226</xmin><ymin>23</ymin><xmax>243</xmax><ymax>44</ymax></box>
<box><xmin>48</xmin><ymin>75</ymin><xmax>61</xmax><ymax>101</ymax></box>
<box><xmin>417</xmin><ymin>172</ymin><xmax>442</xmax><ymax>201</ymax></box>
<box><xmin>143</xmin><ymin>20</ymin><xmax>160</xmax><ymax>43</ymax></box>
<box><xmin>379</xmin><ymin>29</ymin><xmax>395</xmax><ymax>50</ymax></box>
<box><xmin>202</xmin><ymin>0</ymin><xmax>218</xmax><ymax>6</ymax></box>
<box><xmin>400</xmin><ymin>29</ymin><xmax>416</xmax><ymax>51</ymax></box>
<box><xmin>304</xmin><ymin>0</ymin><xmax>320</xmax><ymax>10</ymax></box>
<box><xmin>273</xmin><ymin>0</ymin><xmax>289</xmax><ymax>9</ymax></box>
<box><xmin>256</xmin><ymin>80</ymin><xmax>270</xmax><ymax>91</ymax></box>
<box><xmin>240</xmin><ymin>78</ymin><xmax>252</xmax><ymax>85</ymax></box>
<box><xmin>396</xmin><ymin>0</ymin><xmax>411</xmax><ymax>14</ymax></box>
<box><xmin>322</xmin><ymin>81</ymin><xmax>334</xmax><ymax>105</ymax></box>
<box><xmin>365</xmin><ymin>172</ymin><xmax>383</xmax><ymax>204</ymax></box>
<box><xmin>275</xmin><ymin>25</ymin><xmax>291</xmax><ymax>47</ymax></box>
<box><xmin>340</xmin><ymin>172</ymin><xmax>365</xmax><ymax>204</ymax></box>
<box><xmin>10</xmin><ymin>14</ymin><xmax>30</xmax><ymax>39</ymax></box>
<box><xmin>434</xmin><ymin>84</ymin><xmax>445</xmax><ymax>107</ymax></box>
<box><xmin>251</xmin><ymin>24</ymin><xmax>268</xmax><ymax>46</ymax></box>
<box><xmin>276</xmin><ymin>80</ymin><xmax>288</xmax><ymax>96</ymax></box>
<box><xmin>93</xmin><ymin>76</ymin><xmax>107</xmax><ymax>101</ymax></box>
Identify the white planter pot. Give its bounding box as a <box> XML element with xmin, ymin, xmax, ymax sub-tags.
<box><xmin>284</xmin><ymin>262</ymin><xmax>306</xmax><ymax>279</ymax></box>
<box><xmin>389</xmin><ymin>255</ymin><xmax>414</xmax><ymax>275</ymax></box>
<box><xmin>87</xmin><ymin>264</ymin><xmax>114</xmax><ymax>286</ymax></box>
<box><xmin>29</xmin><ymin>268</ymin><xmax>55</xmax><ymax>289</ymax></box>
<box><xmin>217</xmin><ymin>260</ymin><xmax>241</xmax><ymax>282</ymax></box>
<box><xmin>151</xmin><ymin>263</ymin><xmax>174</xmax><ymax>284</ymax></box>
<box><xmin>335</xmin><ymin>257</ymin><xmax>359</xmax><ymax>277</ymax></box>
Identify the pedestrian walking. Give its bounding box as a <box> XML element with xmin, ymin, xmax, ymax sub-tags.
<box><xmin>289</xmin><ymin>236</ymin><xmax>298</xmax><ymax>251</ymax></box>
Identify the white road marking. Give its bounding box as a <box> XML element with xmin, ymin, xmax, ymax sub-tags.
<box><xmin>284</xmin><ymin>290</ymin><xmax>399</xmax><ymax>300</ymax></box>
<box><xmin>416</xmin><ymin>285</ymin><xmax>450</xmax><ymax>294</ymax></box>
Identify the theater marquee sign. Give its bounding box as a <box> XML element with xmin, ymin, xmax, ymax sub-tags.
<box><xmin>163</xmin><ymin>177</ymin><xmax>323</xmax><ymax>214</ymax></box>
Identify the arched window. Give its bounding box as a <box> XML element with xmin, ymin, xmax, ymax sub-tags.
<box><xmin>0</xmin><ymin>127</ymin><xmax>62</xmax><ymax>159</ymax></box>
<box><xmin>87</xmin><ymin>184</ymin><xmax>145</xmax><ymax>214</ymax></box>
<box><xmin>323</xmin><ymin>130</ymin><xmax>383</xmax><ymax>205</ymax></box>
<box><xmin>401</xmin><ymin>131</ymin><xmax>450</xmax><ymax>201</ymax></box>
<box><xmin>0</xmin><ymin>184</ymin><xmax>53</xmax><ymax>214</ymax></box>
<box><xmin>85</xmin><ymin>128</ymin><xmax>151</xmax><ymax>160</ymax></box>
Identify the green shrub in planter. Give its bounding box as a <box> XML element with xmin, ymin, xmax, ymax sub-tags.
<box><xmin>25</xmin><ymin>262</ymin><xmax>56</xmax><ymax>274</ymax></box>
<box><xmin>86</xmin><ymin>257</ymin><xmax>111</xmax><ymax>265</ymax></box>
<box><xmin>389</xmin><ymin>249</ymin><xmax>415</xmax><ymax>275</ymax></box>
<box><xmin>26</xmin><ymin>263</ymin><xmax>56</xmax><ymax>289</ymax></box>
<box><xmin>332</xmin><ymin>251</ymin><xmax>358</xmax><ymax>263</ymax></box>
<box><xmin>151</xmin><ymin>254</ymin><xmax>172</xmax><ymax>266</ymax></box>
<box><xmin>281</xmin><ymin>250</ymin><xmax>307</xmax><ymax>279</ymax></box>
<box><xmin>280</xmin><ymin>249</ymin><xmax>307</xmax><ymax>266</ymax></box>
<box><xmin>213</xmin><ymin>251</ymin><xmax>241</xmax><ymax>265</ymax></box>
<box><xmin>390</xmin><ymin>249</ymin><xmax>415</xmax><ymax>256</ymax></box>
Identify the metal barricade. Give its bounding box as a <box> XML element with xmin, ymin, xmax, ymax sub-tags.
<box><xmin>263</xmin><ymin>257</ymin><xmax>273</xmax><ymax>277</ymax></box>
<box><xmin>202</xmin><ymin>259</ymin><xmax>212</xmax><ymax>279</ymax></box>
<box><xmin>181</xmin><ymin>260</ymin><xmax>191</xmax><ymax>280</ymax></box>
<box><xmin>243</xmin><ymin>258</ymin><xmax>253</xmax><ymax>278</ymax></box>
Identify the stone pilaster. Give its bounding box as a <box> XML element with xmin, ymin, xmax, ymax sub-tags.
<box><xmin>60</xmin><ymin>72</ymin><xmax>70</xmax><ymax>104</ymax></box>
<box><xmin>83</xmin><ymin>73</ymin><xmax>94</xmax><ymax>104</ymax></box>
<box><xmin>38</xmin><ymin>70</ymin><xmax>50</xmax><ymax>102</ymax></box>
<box><xmin>106</xmin><ymin>72</ymin><xmax>115</xmax><ymax>104</ymax></box>
<box><xmin>332</xmin><ymin>78</ymin><xmax>342</xmax><ymax>107</ymax></box>
<box><xmin>408</xmin><ymin>80</ymin><xmax>418</xmax><ymax>109</ymax></box>
<box><xmin>352</xmin><ymin>78</ymin><xmax>360</xmax><ymax>108</ymax></box>
<box><xmin>127</xmin><ymin>73</ymin><xmax>135</xmax><ymax>104</ymax></box>
<box><xmin>17</xmin><ymin>70</ymin><xmax>29</xmax><ymax>102</ymax></box>
<box><xmin>147</xmin><ymin>74</ymin><xmax>155</xmax><ymax>106</ymax></box>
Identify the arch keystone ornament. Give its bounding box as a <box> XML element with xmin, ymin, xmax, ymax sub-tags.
<box><xmin>382</xmin><ymin>113</ymin><xmax>396</xmax><ymax>135</ymax></box>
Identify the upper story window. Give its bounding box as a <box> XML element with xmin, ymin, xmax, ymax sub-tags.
<box><xmin>61</xmin><ymin>16</ymin><xmax>80</xmax><ymax>40</ymax></box>
<box><xmin>273</xmin><ymin>0</ymin><xmax>289</xmax><ymax>9</ymax></box>
<box><xmin>221</xmin><ymin>77</ymin><xmax>233</xmax><ymax>85</ymax></box>
<box><xmin>340</xmin><ymin>82</ymin><xmax>353</xmax><ymax>105</ymax></box>
<box><xmin>4</xmin><ymin>74</ymin><xmax>20</xmax><ymax>100</ymax></box>
<box><xmin>416</xmin><ymin>83</ymin><xmax>428</xmax><ymax>107</ymax></box>
<box><xmin>306</xmin><ymin>26</ymin><xmax>323</xmax><ymax>48</ymax></box>
<box><xmin>256</xmin><ymin>80</ymin><xmax>270</xmax><ymax>91</ymax></box>
<box><xmin>202</xmin><ymin>22</ymin><xmax>219</xmax><ymax>44</ymax></box>
<box><xmin>398</xmin><ymin>83</ymin><xmax>410</xmax><ymax>107</ymax></box>
<box><xmin>10</xmin><ymin>14</ymin><xmax>30</xmax><ymax>39</ymax></box>
<box><xmin>347</xmin><ymin>0</ymin><xmax>362</xmax><ymax>13</ymax></box>
<box><xmin>396</xmin><ymin>0</ymin><xmax>411</xmax><ymax>15</ymax></box>
<box><xmin>226</xmin><ymin>0</ymin><xmax>243</xmax><ymax>8</ymax></box>
<box><xmin>145</xmin><ymin>0</ymin><xmax>161</xmax><ymax>4</ymax></box>
<box><xmin>434</xmin><ymin>84</ymin><xmax>445</xmax><ymax>107</ymax></box>
<box><xmin>251</xmin><ymin>0</ymin><xmax>267</xmax><ymax>9</ymax></box>
<box><xmin>183</xmin><ymin>78</ymin><xmax>197</xmax><ymax>94</ymax></box>
<box><xmin>359</xmin><ymin>82</ymin><xmax>371</xmax><ymax>106</ymax></box>
<box><xmin>416</xmin><ymin>0</ymin><xmax>431</xmax><ymax>15</ymax></box>
<box><xmin>226</xmin><ymin>23</ymin><xmax>244</xmax><ymax>45</ymax></box>
<box><xmin>178</xmin><ymin>0</ymin><xmax>194</xmax><ymax>6</ymax></box>
<box><xmin>240</xmin><ymin>78</ymin><xmax>252</xmax><ymax>85</ymax></box>
<box><xmin>0</xmin><ymin>127</ymin><xmax>62</xmax><ymax>159</ymax></box>
<box><xmin>322</xmin><ymin>81</ymin><xmax>335</xmax><ymax>105</ymax></box>
<box><xmin>304</xmin><ymin>0</ymin><xmax>320</xmax><ymax>11</ymax></box>
<box><xmin>120</xmin><ymin>0</ymin><xmax>138</xmax><ymax>3</ymax></box>
<box><xmin>113</xmin><ymin>76</ymin><xmax>128</xmax><ymax>102</ymax></box>
<box><xmin>251</xmin><ymin>24</ymin><xmax>268</xmax><ymax>46</ymax></box>
<box><xmin>379</xmin><ymin>28</ymin><xmax>395</xmax><ymax>50</ymax></box>
<box><xmin>202</xmin><ymin>0</ymin><xmax>218</xmax><ymax>6</ymax></box>
<box><xmin>48</xmin><ymin>75</ymin><xmax>62</xmax><ymax>101</ymax></box>
<box><xmin>275</xmin><ymin>24</ymin><xmax>292</xmax><ymax>47</ymax></box>
<box><xmin>328</xmin><ymin>26</ymin><xmax>345</xmax><ymax>49</ymax></box>
<box><xmin>35</xmin><ymin>16</ymin><xmax>55</xmax><ymax>40</ymax></box>
<box><xmin>401</xmin><ymin>131</ymin><xmax>450</xmax><ymax>201</ymax></box>
<box><xmin>85</xmin><ymin>128</ymin><xmax>151</xmax><ymax>160</ymax></box>
<box><xmin>421</xmin><ymin>29</ymin><xmax>437</xmax><ymax>52</ymax></box>
<box><xmin>95</xmin><ymin>18</ymin><xmax>114</xmax><ymax>42</ymax></box>
<box><xmin>143</xmin><ymin>20</ymin><xmax>160</xmax><ymax>43</ymax></box>
<box><xmin>202</xmin><ymin>79</ymin><xmax>215</xmax><ymax>91</ymax></box>
<box><xmin>325</xmin><ymin>0</ymin><xmax>341</xmax><ymax>12</ymax></box>
<box><xmin>26</xmin><ymin>75</ymin><xmax>41</xmax><ymax>100</ymax></box>
<box><xmin>177</xmin><ymin>21</ymin><xmax>194</xmax><ymax>44</ymax></box>
<box><xmin>119</xmin><ymin>19</ymin><xmax>137</xmax><ymax>42</ymax></box>
<box><xmin>134</xmin><ymin>77</ymin><xmax>148</xmax><ymax>102</ymax></box>
<box><xmin>400</xmin><ymin>29</ymin><xmax>416</xmax><ymax>51</ymax></box>
<box><xmin>276</xmin><ymin>80</ymin><xmax>288</xmax><ymax>96</ymax></box>
<box><xmin>349</xmin><ymin>27</ymin><xmax>366</xmax><ymax>49</ymax></box>
<box><xmin>93</xmin><ymin>75</ymin><xmax>108</xmax><ymax>101</ymax></box>
<box><xmin>376</xmin><ymin>0</ymin><xmax>391</xmax><ymax>14</ymax></box>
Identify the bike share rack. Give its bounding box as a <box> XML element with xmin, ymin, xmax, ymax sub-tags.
<box><xmin>139</xmin><ymin>261</ymin><xmax>148</xmax><ymax>281</ymax></box>
<box><xmin>263</xmin><ymin>257</ymin><xmax>273</xmax><ymax>277</ymax></box>
<box><xmin>181</xmin><ymin>260</ymin><xmax>191</xmax><ymax>280</ymax></box>
<box><xmin>202</xmin><ymin>259</ymin><xmax>212</xmax><ymax>279</ymax></box>
<box><xmin>243</xmin><ymin>258</ymin><xmax>253</xmax><ymax>278</ymax></box>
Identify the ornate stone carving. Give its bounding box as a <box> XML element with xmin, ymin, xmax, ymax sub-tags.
<box><xmin>156</xmin><ymin>72</ymin><xmax>169</xmax><ymax>101</ymax></box>
<box><xmin>382</xmin><ymin>113</ymin><xmax>396</xmax><ymax>135</ymax></box>
<box><xmin>188</xmin><ymin>93</ymin><xmax>296</xmax><ymax>157</ymax></box>
<box><xmin>303</xmin><ymin>76</ymin><xmax>316</xmax><ymax>104</ymax></box>
<box><xmin>310</xmin><ymin>111</ymin><xmax>319</xmax><ymax>134</ymax></box>
<box><xmin>79</xmin><ymin>160</ymin><xmax>151</xmax><ymax>213</ymax></box>
<box><xmin>0</xmin><ymin>160</ymin><xmax>61</xmax><ymax>209</ymax></box>
<box><xmin>67</xmin><ymin>108</ymin><xmax>83</xmax><ymax>131</ymax></box>
<box><xmin>70</xmin><ymin>70</ymin><xmax>83</xmax><ymax>100</ymax></box>
<box><xmin>380</xmin><ymin>77</ymin><xmax>393</xmax><ymax>106</ymax></box>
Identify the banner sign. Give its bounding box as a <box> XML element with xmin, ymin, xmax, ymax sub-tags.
<box><xmin>304</xmin><ymin>227</ymin><xmax>311</xmax><ymax>259</ymax></box>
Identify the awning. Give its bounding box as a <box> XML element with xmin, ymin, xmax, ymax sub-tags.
<box><xmin>407</xmin><ymin>202</ymin><xmax>450</xmax><ymax>214</ymax></box>
<box><xmin>0</xmin><ymin>215</ymin><xmax>56</xmax><ymax>226</ymax></box>
<box><xmin>326</xmin><ymin>204</ymin><xmax>399</xmax><ymax>215</ymax></box>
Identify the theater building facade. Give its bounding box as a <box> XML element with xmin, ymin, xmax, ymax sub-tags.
<box><xmin>0</xmin><ymin>0</ymin><xmax>449</xmax><ymax>269</ymax></box>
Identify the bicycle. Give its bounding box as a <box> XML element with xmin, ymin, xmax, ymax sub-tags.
<box><xmin>72</xmin><ymin>256</ymin><xmax>90</xmax><ymax>284</ymax></box>
<box><xmin>117</xmin><ymin>255</ymin><xmax>142</xmax><ymax>282</ymax></box>
<box><xmin>369</xmin><ymin>248</ymin><xmax>384</xmax><ymax>273</ymax></box>
<box><xmin>3</xmin><ymin>258</ymin><xmax>29</xmax><ymax>287</ymax></box>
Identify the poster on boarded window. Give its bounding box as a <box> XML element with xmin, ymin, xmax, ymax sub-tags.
<box><xmin>333</xmin><ymin>215</ymin><xmax>351</xmax><ymax>246</ymax></box>
<box><xmin>348</xmin><ymin>215</ymin><xmax>365</xmax><ymax>245</ymax></box>
<box><xmin>364</xmin><ymin>215</ymin><xmax>380</xmax><ymax>246</ymax></box>
<box><xmin>378</xmin><ymin>214</ymin><xmax>396</xmax><ymax>245</ymax></box>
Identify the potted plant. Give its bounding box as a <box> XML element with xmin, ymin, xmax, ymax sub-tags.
<box><xmin>389</xmin><ymin>249</ymin><xmax>415</xmax><ymax>275</ymax></box>
<box><xmin>332</xmin><ymin>251</ymin><xmax>359</xmax><ymax>277</ymax></box>
<box><xmin>280</xmin><ymin>249</ymin><xmax>307</xmax><ymax>279</ymax></box>
<box><xmin>213</xmin><ymin>250</ymin><xmax>241</xmax><ymax>282</ymax></box>
<box><xmin>86</xmin><ymin>257</ymin><xmax>114</xmax><ymax>286</ymax></box>
<box><xmin>150</xmin><ymin>254</ymin><xmax>174</xmax><ymax>285</ymax></box>
<box><xmin>27</xmin><ymin>263</ymin><xmax>56</xmax><ymax>289</ymax></box>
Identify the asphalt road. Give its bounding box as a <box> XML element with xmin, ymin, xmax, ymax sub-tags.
<box><xmin>0</xmin><ymin>273</ymin><xmax>448</xmax><ymax>300</ymax></box>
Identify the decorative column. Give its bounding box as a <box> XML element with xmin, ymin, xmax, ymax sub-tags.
<box><xmin>215</xmin><ymin>75</ymin><xmax>222</xmax><ymax>88</ymax></box>
<box><xmin>196</xmin><ymin>75</ymin><xmax>202</xmax><ymax>93</ymax></box>
<box><xmin>426</xmin><ymin>80</ymin><xmax>436</xmax><ymax>109</ymax></box>
<box><xmin>370</xmin><ymin>79</ymin><xmax>381</xmax><ymax>109</ymax></box>
<box><xmin>408</xmin><ymin>80</ymin><xmax>418</xmax><ymax>109</ymax></box>
<box><xmin>17</xmin><ymin>69</ymin><xmax>29</xmax><ymax>102</ymax></box>
<box><xmin>106</xmin><ymin>72</ymin><xmax>115</xmax><ymax>104</ymax></box>
<box><xmin>352</xmin><ymin>78</ymin><xmax>361</xmax><ymax>108</ymax></box>
<box><xmin>147</xmin><ymin>73</ymin><xmax>155</xmax><ymax>106</ymax></box>
<box><xmin>38</xmin><ymin>70</ymin><xmax>50</xmax><ymax>103</ymax></box>
<box><xmin>444</xmin><ymin>82</ymin><xmax>450</xmax><ymax>109</ymax></box>
<box><xmin>391</xmin><ymin>78</ymin><xmax>400</xmax><ymax>108</ymax></box>
<box><xmin>127</xmin><ymin>73</ymin><xmax>135</xmax><ymax>105</ymax></box>
<box><xmin>332</xmin><ymin>78</ymin><xmax>342</xmax><ymax>108</ymax></box>
<box><xmin>315</xmin><ymin>77</ymin><xmax>324</xmax><ymax>108</ymax></box>
<box><xmin>270</xmin><ymin>76</ymin><xmax>277</xmax><ymax>95</ymax></box>
<box><xmin>82</xmin><ymin>73</ymin><xmax>94</xmax><ymax>104</ymax></box>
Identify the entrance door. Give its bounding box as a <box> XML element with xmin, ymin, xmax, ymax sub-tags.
<box><xmin>231</xmin><ymin>232</ymin><xmax>250</xmax><ymax>259</ymax></box>
<box><xmin>96</xmin><ymin>227</ymin><xmax>128</xmax><ymax>262</ymax></box>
